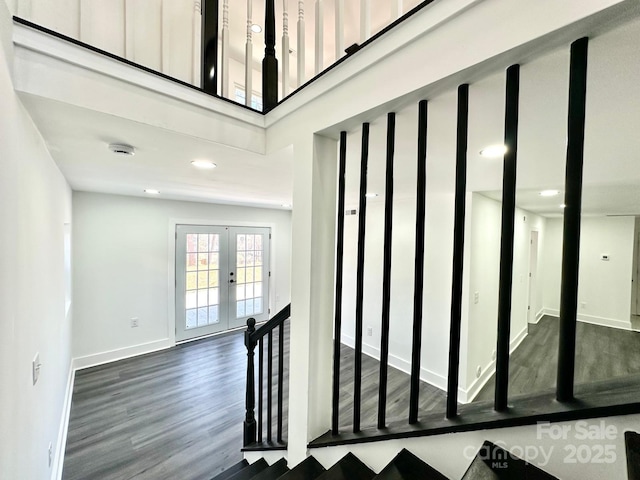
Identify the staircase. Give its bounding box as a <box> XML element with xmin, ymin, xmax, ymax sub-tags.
<box><xmin>210</xmin><ymin>444</ymin><xmax>563</xmax><ymax>480</ymax></box>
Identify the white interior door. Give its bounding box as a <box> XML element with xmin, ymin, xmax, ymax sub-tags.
<box><xmin>176</xmin><ymin>225</ymin><xmax>271</xmax><ymax>342</ymax></box>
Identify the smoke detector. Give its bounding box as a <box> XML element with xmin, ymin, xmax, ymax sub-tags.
<box><xmin>108</xmin><ymin>143</ymin><xmax>136</xmax><ymax>156</ymax></box>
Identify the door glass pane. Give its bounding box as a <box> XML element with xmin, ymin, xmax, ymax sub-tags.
<box><xmin>208</xmin><ymin>288</ymin><xmax>219</xmax><ymax>306</ymax></box>
<box><xmin>197</xmin><ymin>271</ymin><xmax>208</xmax><ymax>289</ymax></box>
<box><xmin>197</xmin><ymin>307</ymin><xmax>208</xmax><ymax>326</ymax></box>
<box><xmin>208</xmin><ymin>305</ymin><xmax>219</xmax><ymax>324</ymax></box>
<box><xmin>198</xmin><ymin>234</ymin><xmax>209</xmax><ymax>252</ymax></box>
<box><xmin>186</xmin><ymin>290</ymin><xmax>197</xmax><ymax>309</ymax></box>
<box><xmin>186</xmin><ymin>309</ymin><xmax>197</xmax><ymax>329</ymax></box>
<box><xmin>186</xmin><ymin>234</ymin><xmax>197</xmax><ymax>252</ymax></box>
<box><xmin>208</xmin><ymin>270</ymin><xmax>219</xmax><ymax>287</ymax></box>
<box><xmin>234</xmin><ymin>232</ymin><xmax>266</xmax><ymax>319</ymax></box>
<box><xmin>186</xmin><ymin>272</ymin><xmax>197</xmax><ymax>290</ymax></box>
<box><xmin>186</xmin><ymin>254</ymin><xmax>197</xmax><ymax>271</ymax></box>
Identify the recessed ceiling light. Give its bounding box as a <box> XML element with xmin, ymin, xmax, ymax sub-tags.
<box><xmin>560</xmin><ymin>204</ymin><xmax>566</xmax><ymax>208</ymax></box>
<box><xmin>108</xmin><ymin>143</ymin><xmax>135</xmax><ymax>156</ymax></box>
<box><xmin>144</xmin><ymin>189</ymin><xmax>160</xmax><ymax>195</ymax></box>
<box><xmin>365</xmin><ymin>193</ymin><xmax>379</xmax><ymax>198</ymax></box>
<box><xmin>282</xmin><ymin>203</ymin><xmax>292</xmax><ymax>208</ymax></box>
<box><xmin>251</xmin><ymin>24</ymin><xmax>262</xmax><ymax>33</ymax></box>
<box><xmin>479</xmin><ymin>144</ymin><xmax>507</xmax><ymax>158</ymax></box>
<box><xmin>539</xmin><ymin>190</ymin><xmax>560</xmax><ymax>197</ymax></box>
<box><xmin>191</xmin><ymin>160</ymin><xmax>217</xmax><ymax>169</ymax></box>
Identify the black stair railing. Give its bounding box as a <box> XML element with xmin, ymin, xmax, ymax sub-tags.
<box><xmin>244</xmin><ymin>303</ymin><xmax>291</xmax><ymax>447</ymax></box>
<box><xmin>329</xmin><ymin>35</ymin><xmax>600</xmax><ymax>439</ymax></box>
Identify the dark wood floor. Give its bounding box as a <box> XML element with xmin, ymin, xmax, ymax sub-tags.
<box><xmin>475</xmin><ymin>315</ymin><xmax>640</xmax><ymax>402</ymax></box>
<box><xmin>63</xmin><ymin>316</ymin><xmax>640</xmax><ymax>479</ymax></box>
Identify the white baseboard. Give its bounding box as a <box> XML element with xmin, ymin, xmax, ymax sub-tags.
<box><xmin>73</xmin><ymin>338</ymin><xmax>173</xmax><ymax>371</ymax></box>
<box><xmin>542</xmin><ymin>309</ymin><xmax>632</xmax><ymax>331</ymax></box>
<box><xmin>51</xmin><ymin>361</ymin><xmax>75</xmax><ymax>480</ymax></box>
<box><xmin>530</xmin><ymin>309</ymin><xmax>545</xmax><ymax>324</ymax></box>
<box><xmin>340</xmin><ymin>334</ymin><xmax>448</xmax><ymax>392</ymax></box>
<box><xmin>458</xmin><ymin>326</ymin><xmax>528</xmax><ymax>404</ymax></box>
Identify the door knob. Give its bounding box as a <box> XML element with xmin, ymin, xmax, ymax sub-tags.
<box><xmin>230</xmin><ymin>279</ymin><xmax>235</xmax><ymax>284</ymax></box>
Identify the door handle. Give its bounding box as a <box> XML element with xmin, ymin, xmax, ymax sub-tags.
<box><xmin>229</xmin><ymin>279</ymin><xmax>235</xmax><ymax>284</ymax></box>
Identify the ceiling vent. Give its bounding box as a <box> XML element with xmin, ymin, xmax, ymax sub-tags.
<box><xmin>108</xmin><ymin>143</ymin><xmax>136</xmax><ymax>156</ymax></box>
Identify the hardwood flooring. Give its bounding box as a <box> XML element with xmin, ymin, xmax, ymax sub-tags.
<box><xmin>63</xmin><ymin>316</ymin><xmax>640</xmax><ymax>479</ymax></box>
<box><xmin>475</xmin><ymin>315</ymin><xmax>640</xmax><ymax>402</ymax></box>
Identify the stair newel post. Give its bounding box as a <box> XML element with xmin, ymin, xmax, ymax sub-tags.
<box><xmin>243</xmin><ymin>317</ymin><xmax>257</xmax><ymax>447</ymax></box>
<box><xmin>263</xmin><ymin>0</ymin><xmax>278</xmax><ymax>112</ymax></box>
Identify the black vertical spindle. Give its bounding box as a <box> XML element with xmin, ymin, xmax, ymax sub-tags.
<box><xmin>446</xmin><ymin>85</ymin><xmax>469</xmax><ymax>419</ymax></box>
<box><xmin>277</xmin><ymin>323</ymin><xmax>284</xmax><ymax>442</ymax></box>
<box><xmin>258</xmin><ymin>338</ymin><xmax>264</xmax><ymax>442</ymax></box>
<box><xmin>262</xmin><ymin>0</ymin><xmax>278</xmax><ymax>111</ymax></box>
<box><xmin>243</xmin><ymin>318</ymin><xmax>257</xmax><ymax>446</ymax></box>
<box><xmin>494</xmin><ymin>64</ymin><xmax>521</xmax><ymax>412</ymax></box>
<box><xmin>201</xmin><ymin>0</ymin><xmax>219</xmax><ymax>94</ymax></box>
<box><xmin>557</xmin><ymin>37</ymin><xmax>589</xmax><ymax>403</ymax></box>
<box><xmin>409</xmin><ymin>100</ymin><xmax>428</xmax><ymax>425</ymax></box>
<box><xmin>353</xmin><ymin>123</ymin><xmax>370</xmax><ymax>433</ymax></box>
<box><xmin>332</xmin><ymin>131</ymin><xmax>348</xmax><ymax>435</ymax></box>
<box><xmin>378</xmin><ymin>113</ymin><xmax>396</xmax><ymax>429</ymax></box>
<box><xmin>267</xmin><ymin>330</ymin><xmax>273</xmax><ymax>441</ymax></box>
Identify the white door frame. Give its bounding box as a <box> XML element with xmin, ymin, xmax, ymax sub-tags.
<box><xmin>167</xmin><ymin>218</ymin><xmax>278</xmax><ymax>346</ymax></box>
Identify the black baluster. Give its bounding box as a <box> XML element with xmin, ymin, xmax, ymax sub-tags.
<box><xmin>267</xmin><ymin>330</ymin><xmax>273</xmax><ymax>441</ymax></box>
<box><xmin>495</xmin><ymin>64</ymin><xmax>521</xmax><ymax>412</ymax></box>
<box><xmin>243</xmin><ymin>318</ymin><xmax>257</xmax><ymax>446</ymax></box>
<box><xmin>446</xmin><ymin>85</ymin><xmax>469</xmax><ymax>419</ymax></box>
<box><xmin>354</xmin><ymin>123</ymin><xmax>370</xmax><ymax>433</ymax></box>
<box><xmin>277</xmin><ymin>323</ymin><xmax>284</xmax><ymax>442</ymax></box>
<box><xmin>262</xmin><ymin>0</ymin><xmax>278</xmax><ymax>111</ymax></box>
<box><xmin>409</xmin><ymin>100</ymin><xmax>428</xmax><ymax>425</ymax></box>
<box><xmin>258</xmin><ymin>337</ymin><xmax>264</xmax><ymax>442</ymax></box>
<box><xmin>332</xmin><ymin>131</ymin><xmax>348</xmax><ymax>435</ymax></box>
<box><xmin>201</xmin><ymin>0</ymin><xmax>219</xmax><ymax>94</ymax></box>
<box><xmin>378</xmin><ymin>112</ymin><xmax>396</xmax><ymax>429</ymax></box>
<box><xmin>557</xmin><ymin>37</ymin><xmax>589</xmax><ymax>403</ymax></box>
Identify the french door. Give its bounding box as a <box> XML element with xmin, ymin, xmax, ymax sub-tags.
<box><xmin>175</xmin><ymin>225</ymin><xmax>271</xmax><ymax>342</ymax></box>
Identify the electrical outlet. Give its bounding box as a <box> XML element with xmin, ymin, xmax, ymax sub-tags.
<box><xmin>130</xmin><ymin>317</ymin><xmax>139</xmax><ymax>328</ymax></box>
<box><xmin>580</xmin><ymin>302</ymin><xmax>587</xmax><ymax>309</ymax></box>
<box><xmin>366</xmin><ymin>326</ymin><xmax>373</xmax><ymax>337</ymax></box>
<box><xmin>48</xmin><ymin>442</ymin><xmax>53</xmax><ymax>467</ymax></box>
<box><xmin>474</xmin><ymin>292</ymin><xmax>479</xmax><ymax>304</ymax></box>
<box><xmin>32</xmin><ymin>353</ymin><xmax>41</xmax><ymax>385</ymax></box>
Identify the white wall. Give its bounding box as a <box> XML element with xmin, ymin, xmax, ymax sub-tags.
<box><xmin>0</xmin><ymin>2</ymin><xmax>73</xmax><ymax>478</ymax></box>
<box><xmin>463</xmin><ymin>194</ymin><xmax>546</xmax><ymax>401</ymax></box>
<box><xmin>541</xmin><ymin>216</ymin><xmax>635</xmax><ymax>330</ymax></box>
<box><xmin>72</xmin><ymin>191</ymin><xmax>291</xmax><ymax>364</ymax></box>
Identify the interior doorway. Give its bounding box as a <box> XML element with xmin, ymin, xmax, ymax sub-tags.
<box><xmin>527</xmin><ymin>230</ymin><xmax>539</xmax><ymax>324</ymax></box>
<box><xmin>175</xmin><ymin>225</ymin><xmax>271</xmax><ymax>342</ymax></box>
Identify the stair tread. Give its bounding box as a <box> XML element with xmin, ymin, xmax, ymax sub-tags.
<box><xmin>373</xmin><ymin>449</ymin><xmax>449</xmax><ymax>480</ymax></box>
<box><xmin>278</xmin><ymin>456</ymin><xmax>327</xmax><ymax>480</ymax></box>
<box><xmin>210</xmin><ymin>459</ymin><xmax>250</xmax><ymax>480</ymax></box>
<box><xmin>316</xmin><ymin>452</ymin><xmax>375</xmax><ymax>480</ymax></box>
<box><xmin>222</xmin><ymin>458</ymin><xmax>269</xmax><ymax>480</ymax></box>
<box><xmin>461</xmin><ymin>441</ymin><xmax>559</xmax><ymax>479</ymax></box>
<box><xmin>626</xmin><ymin>431</ymin><xmax>640</xmax><ymax>480</ymax></box>
<box><xmin>249</xmin><ymin>458</ymin><xmax>289</xmax><ymax>480</ymax></box>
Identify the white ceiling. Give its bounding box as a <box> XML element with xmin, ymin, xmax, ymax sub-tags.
<box><xmin>20</xmin><ymin>94</ymin><xmax>294</xmax><ymax>208</ymax></box>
